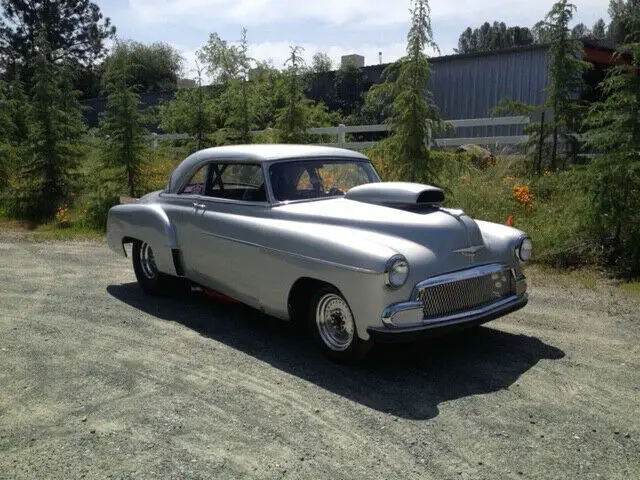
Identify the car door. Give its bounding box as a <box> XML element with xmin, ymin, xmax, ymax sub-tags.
<box><xmin>176</xmin><ymin>161</ymin><xmax>272</xmax><ymax>308</ymax></box>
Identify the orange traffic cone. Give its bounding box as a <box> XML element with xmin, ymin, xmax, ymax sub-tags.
<box><xmin>505</xmin><ymin>214</ymin><xmax>513</xmax><ymax>226</ymax></box>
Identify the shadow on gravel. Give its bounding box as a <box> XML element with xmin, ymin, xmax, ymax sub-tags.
<box><xmin>108</xmin><ymin>283</ymin><xmax>565</xmax><ymax>420</ymax></box>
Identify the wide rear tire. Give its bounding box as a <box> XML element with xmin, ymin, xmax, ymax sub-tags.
<box><xmin>132</xmin><ymin>240</ymin><xmax>170</xmax><ymax>295</ymax></box>
<box><xmin>308</xmin><ymin>286</ymin><xmax>373</xmax><ymax>363</ymax></box>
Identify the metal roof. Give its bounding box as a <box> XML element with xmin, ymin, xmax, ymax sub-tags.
<box><xmin>168</xmin><ymin>144</ymin><xmax>369</xmax><ymax>193</ymax></box>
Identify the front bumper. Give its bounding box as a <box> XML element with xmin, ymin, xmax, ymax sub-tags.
<box><xmin>368</xmin><ymin>293</ymin><xmax>528</xmax><ymax>343</ymax></box>
<box><xmin>367</xmin><ymin>263</ymin><xmax>528</xmax><ymax>343</ymax></box>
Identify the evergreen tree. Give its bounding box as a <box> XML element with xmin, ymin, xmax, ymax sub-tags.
<box><xmin>592</xmin><ymin>19</ymin><xmax>607</xmax><ymax>40</ymax></box>
<box><xmin>158</xmin><ymin>63</ymin><xmax>216</xmax><ymax>151</ymax></box>
<box><xmin>456</xmin><ymin>22</ymin><xmax>534</xmax><ymax>53</ymax></box>
<box><xmin>21</xmin><ymin>32</ymin><xmax>84</xmax><ymax>219</ymax></box>
<box><xmin>197</xmin><ymin>28</ymin><xmax>259</xmax><ymax>145</ymax></box>
<box><xmin>102</xmin><ymin>41</ymin><xmax>184</xmax><ymax>93</ymax></box>
<box><xmin>276</xmin><ymin>46</ymin><xmax>309</xmax><ymax>143</ymax></box>
<box><xmin>335</xmin><ymin>59</ymin><xmax>366</xmax><ymax>119</ymax></box>
<box><xmin>221</xmin><ymin>28</ymin><xmax>253</xmax><ymax>144</ymax></box>
<box><xmin>388</xmin><ymin>0</ymin><xmax>444</xmax><ymax>182</ymax></box>
<box><xmin>99</xmin><ymin>43</ymin><xmax>147</xmax><ymax>198</ymax></box>
<box><xmin>543</xmin><ymin>0</ymin><xmax>590</xmax><ymax>170</ymax></box>
<box><xmin>0</xmin><ymin>0</ymin><xmax>115</xmax><ymax>87</ymax></box>
<box><xmin>584</xmin><ymin>42</ymin><xmax>640</xmax><ymax>275</ymax></box>
<box><xmin>607</xmin><ymin>0</ymin><xmax>640</xmax><ymax>43</ymax></box>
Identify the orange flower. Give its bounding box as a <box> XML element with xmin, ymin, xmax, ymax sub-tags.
<box><xmin>461</xmin><ymin>175</ymin><xmax>470</xmax><ymax>182</ymax></box>
<box><xmin>512</xmin><ymin>184</ymin><xmax>533</xmax><ymax>207</ymax></box>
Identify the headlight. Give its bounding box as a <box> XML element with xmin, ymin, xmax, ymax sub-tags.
<box><xmin>385</xmin><ymin>255</ymin><xmax>409</xmax><ymax>288</ymax></box>
<box><xmin>516</xmin><ymin>237</ymin><xmax>533</xmax><ymax>262</ymax></box>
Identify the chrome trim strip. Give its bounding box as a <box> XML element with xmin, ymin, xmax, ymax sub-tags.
<box><xmin>381</xmin><ymin>293</ymin><xmax>528</xmax><ymax>330</ymax></box>
<box><xmin>200</xmin><ymin>230</ymin><xmax>379</xmax><ymax>274</ymax></box>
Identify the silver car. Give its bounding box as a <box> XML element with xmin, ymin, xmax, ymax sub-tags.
<box><xmin>107</xmin><ymin>145</ymin><xmax>531</xmax><ymax>362</ymax></box>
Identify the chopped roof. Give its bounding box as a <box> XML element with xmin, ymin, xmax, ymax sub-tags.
<box><xmin>167</xmin><ymin>144</ymin><xmax>370</xmax><ymax>193</ymax></box>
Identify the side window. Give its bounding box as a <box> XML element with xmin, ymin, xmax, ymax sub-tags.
<box><xmin>209</xmin><ymin>163</ymin><xmax>266</xmax><ymax>202</ymax></box>
<box><xmin>180</xmin><ymin>165</ymin><xmax>208</xmax><ymax>195</ymax></box>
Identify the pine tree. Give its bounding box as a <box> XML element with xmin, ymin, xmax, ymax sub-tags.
<box><xmin>222</xmin><ymin>28</ymin><xmax>253</xmax><ymax>144</ymax></box>
<box><xmin>99</xmin><ymin>42</ymin><xmax>147</xmax><ymax>198</ymax></box>
<box><xmin>159</xmin><ymin>62</ymin><xmax>216</xmax><ymax>151</ymax></box>
<box><xmin>276</xmin><ymin>46</ymin><xmax>309</xmax><ymax>143</ymax></box>
<box><xmin>20</xmin><ymin>32</ymin><xmax>84</xmax><ymax>219</ymax></box>
<box><xmin>584</xmin><ymin>42</ymin><xmax>640</xmax><ymax>275</ymax></box>
<box><xmin>543</xmin><ymin>0</ymin><xmax>590</xmax><ymax>170</ymax></box>
<box><xmin>388</xmin><ymin>0</ymin><xmax>444</xmax><ymax>182</ymax></box>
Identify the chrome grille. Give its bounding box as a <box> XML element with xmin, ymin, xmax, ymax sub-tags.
<box><xmin>417</xmin><ymin>268</ymin><xmax>514</xmax><ymax>318</ymax></box>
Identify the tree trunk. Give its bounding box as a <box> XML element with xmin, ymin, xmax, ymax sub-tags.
<box><xmin>551</xmin><ymin>125</ymin><xmax>559</xmax><ymax>171</ymax></box>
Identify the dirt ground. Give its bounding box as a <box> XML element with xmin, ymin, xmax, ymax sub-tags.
<box><xmin>0</xmin><ymin>237</ymin><xmax>638</xmax><ymax>480</ymax></box>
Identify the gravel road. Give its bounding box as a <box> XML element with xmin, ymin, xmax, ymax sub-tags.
<box><xmin>0</xmin><ymin>237</ymin><xmax>638</xmax><ymax>479</ymax></box>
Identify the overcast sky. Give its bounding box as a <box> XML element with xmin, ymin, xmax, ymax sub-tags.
<box><xmin>98</xmin><ymin>0</ymin><xmax>609</xmax><ymax>79</ymax></box>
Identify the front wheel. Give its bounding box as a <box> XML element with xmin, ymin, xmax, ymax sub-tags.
<box><xmin>132</xmin><ymin>240</ymin><xmax>169</xmax><ymax>295</ymax></box>
<box><xmin>308</xmin><ymin>286</ymin><xmax>373</xmax><ymax>363</ymax></box>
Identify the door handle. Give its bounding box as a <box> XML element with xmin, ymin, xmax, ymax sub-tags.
<box><xmin>193</xmin><ymin>202</ymin><xmax>207</xmax><ymax>210</ymax></box>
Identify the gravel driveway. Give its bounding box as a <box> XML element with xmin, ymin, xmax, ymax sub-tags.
<box><xmin>0</xmin><ymin>238</ymin><xmax>638</xmax><ymax>479</ymax></box>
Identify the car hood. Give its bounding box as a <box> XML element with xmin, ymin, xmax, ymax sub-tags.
<box><xmin>272</xmin><ymin>198</ymin><xmax>484</xmax><ymax>252</ymax></box>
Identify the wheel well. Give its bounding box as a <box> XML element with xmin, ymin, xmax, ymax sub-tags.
<box><xmin>287</xmin><ymin>277</ymin><xmax>334</xmax><ymax>324</ymax></box>
<box><xmin>121</xmin><ymin>237</ymin><xmax>138</xmax><ymax>257</ymax></box>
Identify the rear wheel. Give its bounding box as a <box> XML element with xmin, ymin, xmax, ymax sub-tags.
<box><xmin>132</xmin><ymin>240</ymin><xmax>169</xmax><ymax>295</ymax></box>
<box><xmin>308</xmin><ymin>286</ymin><xmax>373</xmax><ymax>363</ymax></box>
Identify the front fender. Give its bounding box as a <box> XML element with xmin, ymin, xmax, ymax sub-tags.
<box><xmin>106</xmin><ymin>203</ymin><xmax>179</xmax><ymax>275</ymax></box>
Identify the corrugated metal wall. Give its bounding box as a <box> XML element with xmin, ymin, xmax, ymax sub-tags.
<box><xmin>429</xmin><ymin>47</ymin><xmax>549</xmax><ymax>138</ymax></box>
<box><xmin>82</xmin><ymin>47</ymin><xmax>550</xmax><ymax>138</ymax></box>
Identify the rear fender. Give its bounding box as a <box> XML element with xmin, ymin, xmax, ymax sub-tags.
<box><xmin>106</xmin><ymin>203</ymin><xmax>179</xmax><ymax>275</ymax></box>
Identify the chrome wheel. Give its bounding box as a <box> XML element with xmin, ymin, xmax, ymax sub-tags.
<box><xmin>315</xmin><ymin>293</ymin><xmax>355</xmax><ymax>352</ymax></box>
<box><xmin>139</xmin><ymin>242</ymin><xmax>158</xmax><ymax>280</ymax></box>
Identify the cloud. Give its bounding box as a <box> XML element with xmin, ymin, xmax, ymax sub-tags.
<box><xmin>129</xmin><ymin>0</ymin><xmax>609</xmax><ymax>28</ymax></box>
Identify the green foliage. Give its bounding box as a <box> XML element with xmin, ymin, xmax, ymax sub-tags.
<box><xmin>543</xmin><ymin>1</ymin><xmax>591</xmax><ymax>169</ymax></box>
<box><xmin>275</xmin><ymin>46</ymin><xmax>310</xmax><ymax>143</ymax></box>
<box><xmin>196</xmin><ymin>28</ymin><xmax>272</xmax><ymax>145</ymax></box>
<box><xmin>158</xmin><ymin>67</ymin><xmax>218</xmax><ymax>151</ymax></box>
<box><xmin>101</xmin><ymin>41</ymin><xmax>184</xmax><ymax>93</ymax></box>
<box><xmin>99</xmin><ymin>42</ymin><xmax>148</xmax><ymax>198</ymax></box>
<box><xmin>14</xmin><ymin>33</ymin><xmax>85</xmax><ymax>220</ymax></box>
<box><xmin>456</xmin><ymin>22</ymin><xmax>534</xmax><ymax>54</ymax></box>
<box><xmin>219</xmin><ymin>28</ymin><xmax>254</xmax><ymax>144</ymax></box>
<box><xmin>335</xmin><ymin>60</ymin><xmax>366</xmax><ymax>118</ymax></box>
<box><xmin>592</xmin><ymin>19</ymin><xmax>607</xmax><ymax>40</ymax></box>
<box><xmin>607</xmin><ymin>0</ymin><xmax>640</xmax><ymax>43</ymax></box>
<box><xmin>360</xmin><ymin>62</ymin><xmax>401</xmax><ymax>124</ymax></box>
<box><xmin>311</xmin><ymin>52</ymin><xmax>333</xmax><ymax>73</ymax></box>
<box><xmin>387</xmin><ymin>0</ymin><xmax>444</xmax><ymax>182</ymax></box>
<box><xmin>0</xmin><ymin>0</ymin><xmax>115</xmax><ymax>85</ymax></box>
<box><xmin>584</xmin><ymin>42</ymin><xmax>640</xmax><ymax>276</ymax></box>
<box><xmin>197</xmin><ymin>32</ymin><xmax>245</xmax><ymax>85</ymax></box>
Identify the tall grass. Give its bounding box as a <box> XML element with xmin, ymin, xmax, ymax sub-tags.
<box><xmin>368</xmin><ymin>146</ymin><xmax>595</xmax><ymax>268</ymax></box>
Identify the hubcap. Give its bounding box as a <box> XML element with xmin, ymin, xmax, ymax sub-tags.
<box><xmin>139</xmin><ymin>242</ymin><xmax>158</xmax><ymax>280</ymax></box>
<box><xmin>315</xmin><ymin>293</ymin><xmax>355</xmax><ymax>351</ymax></box>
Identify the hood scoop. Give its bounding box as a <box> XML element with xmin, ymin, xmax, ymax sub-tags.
<box><xmin>345</xmin><ymin>182</ymin><xmax>444</xmax><ymax>210</ymax></box>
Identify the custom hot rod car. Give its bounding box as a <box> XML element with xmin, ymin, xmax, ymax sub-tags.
<box><xmin>107</xmin><ymin>145</ymin><xmax>531</xmax><ymax>362</ymax></box>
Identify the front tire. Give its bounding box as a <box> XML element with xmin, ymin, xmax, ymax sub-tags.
<box><xmin>132</xmin><ymin>240</ymin><xmax>169</xmax><ymax>295</ymax></box>
<box><xmin>308</xmin><ymin>286</ymin><xmax>373</xmax><ymax>363</ymax></box>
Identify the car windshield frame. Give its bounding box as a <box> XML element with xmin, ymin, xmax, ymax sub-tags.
<box><xmin>267</xmin><ymin>158</ymin><xmax>381</xmax><ymax>204</ymax></box>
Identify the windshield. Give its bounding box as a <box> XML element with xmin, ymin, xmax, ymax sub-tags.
<box><xmin>269</xmin><ymin>160</ymin><xmax>380</xmax><ymax>202</ymax></box>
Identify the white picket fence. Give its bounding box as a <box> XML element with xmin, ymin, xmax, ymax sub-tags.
<box><xmin>151</xmin><ymin>115</ymin><xmax>530</xmax><ymax>150</ymax></box>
